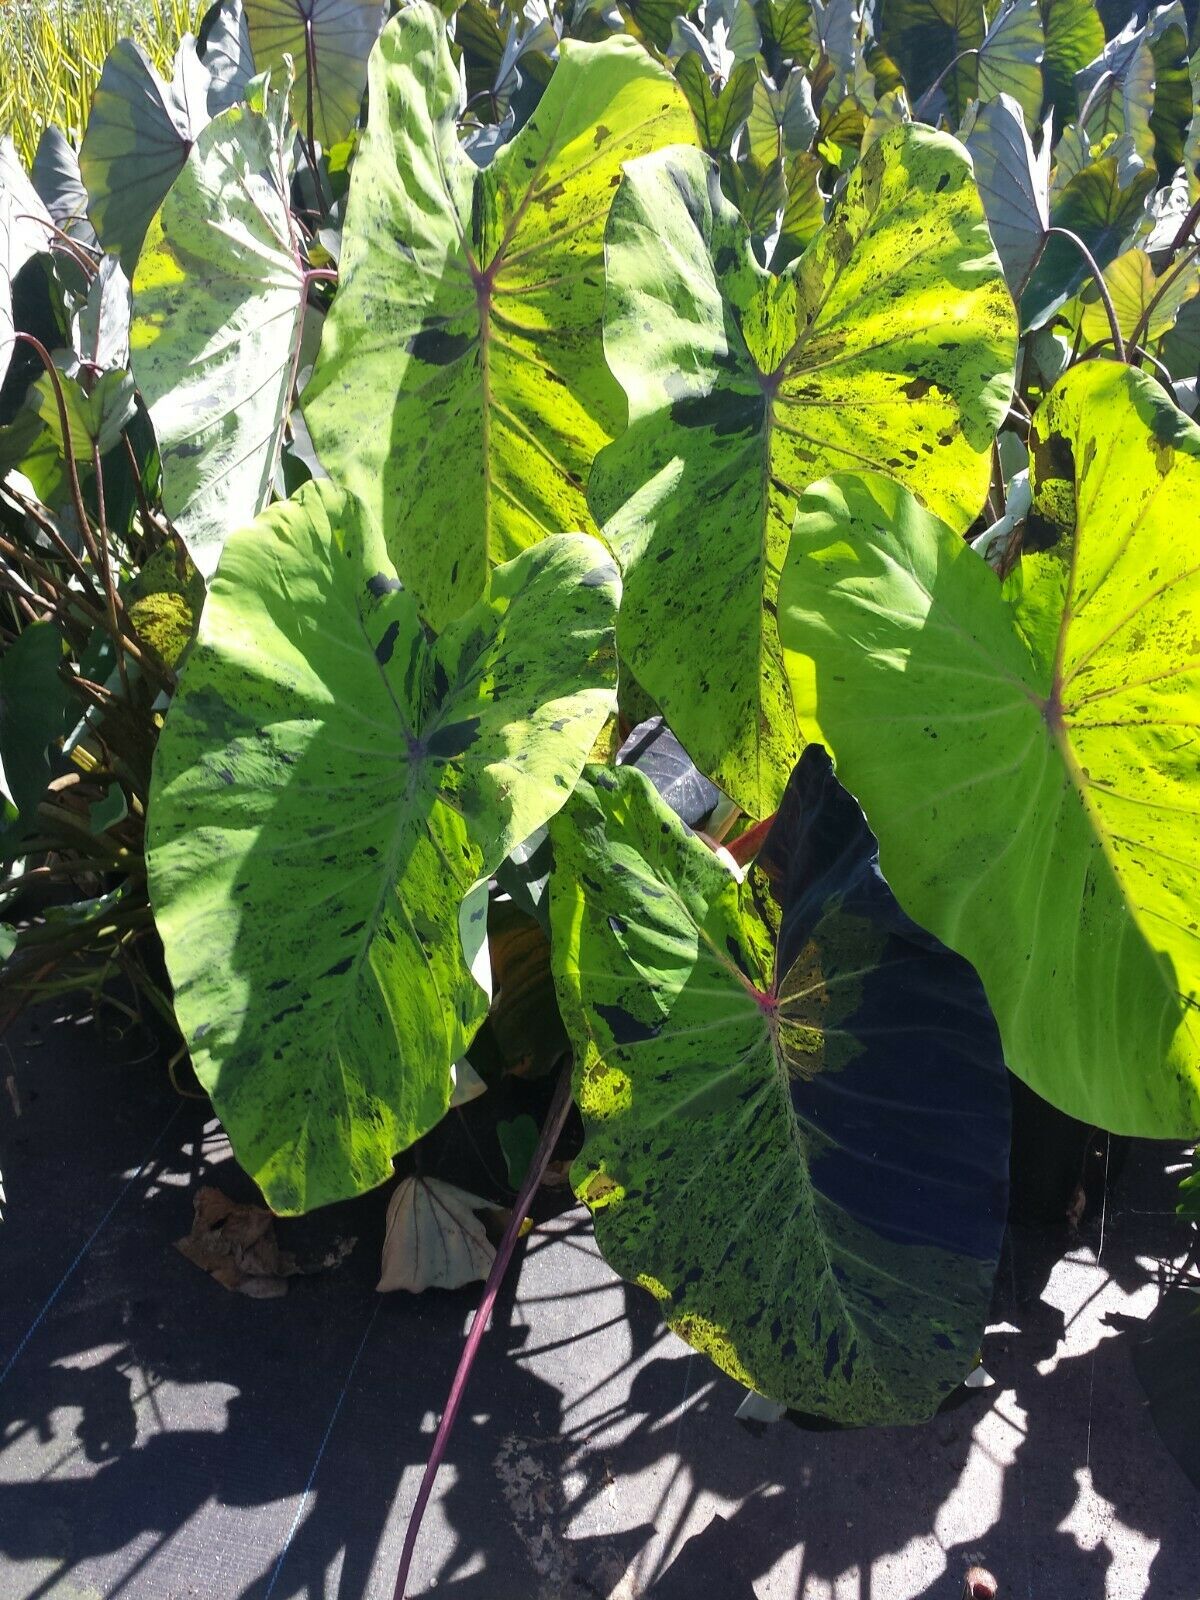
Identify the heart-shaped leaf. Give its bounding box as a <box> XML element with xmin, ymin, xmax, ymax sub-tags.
<box><xmin>590</xmin><ymin>127</ymin><xmax>1016</xmax><ymax>816</ymax></box>
<box><xmin>549</xmin><ymin>750</ymin><xmax>1010</xmax><ymax>1422</ymax></box>
<box><xmin>302</xmin><ymin>1</ymin><xmax>695</xmax><ymax>630</ymax></box>
<box><xmin>79</xmin><ymin>37</ymin><xmax>211</xmax><ymax>273</ymax></box>
<box><xmin>130</xmin><ymin>99</ymin><xmax>308</xmax><ymax>577</ymax></box>
<box><xmin>1077</xmin><ymin>247</ymin><xmax>1199</xmax><ymax>346</ymax></box>
<box><xmin>244</xmin><ymin>0</ymin><xmax>385</xmax><ymax>149</ymax></box>
<box><xmin>148</xmin><ymin>480</ymin><xmax>619</xmax><ymax>1212</ymax></box>
<box><xmin>778</xmin><ymin>362</ymin><xmax>1200</xmax><ymax>1139</ymax></box>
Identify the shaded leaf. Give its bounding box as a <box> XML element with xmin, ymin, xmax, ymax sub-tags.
<box><xmin>745</xmin><ymin>67</ymin><xmax>818</xmax><ymax>167</ymax></box>
<box><xmin>1040</xmin><ymin>0</ymin><xmax>1103</xmax><ymax>124</ymax></box>
<box><xmin>773</xmin><ymin>149</ymin><xmax>825</xmax><ymax>266</ymax></box>
<box><xmin>0</xmin><ymin>139</ymin><xmax>53</xmax><ymax>391</ymax></box>
<box><xmin>616</xmin><ymin>715</ymin><xmax>720</xmax><ymax>826</ymax></box>
<box><xmin>198</xmin><ymin>0</ymin><xmax>258</xmax><ymax>115</ymax></box>
<box><xmin>302</xmin><ymin>3</ymin><xmax>694</xmax><ymax>630</ymax></box>
<box><xmin>72</xmin><ymin>255</ymin><xmax>132</xmax><ymax>372</ymax></box>
<box><xmin>485</xmin><ymin>895</ymin><xmax>567</xmax><ymax>1076</ymax></box>
<box><xmin>963</xmin><ymin>93</ymin><xmax>1051</xmax><ymax>295</ymax></box>
<box><xmin>590</xmin><ymin>128</ymin><xmax>1016</xmax><ymax>815</ymax></box>
<box><xmin>778</xmin><ymin>362</ymin><xmax>1200</xmax><ymax>1137</ymax></box>
<box><xmin>497</xmin><ymin>1113</ymin><xmax>539</xmax><ymax>1186</ymax></box>
<box><xmin>0</xmin><ymin>622</ymin><xmax>70</xmax><ymax>855</ymax></box>
<box><xmin>879</xmin><ymin>0</ymin><xmax>985</xmax><ymax>124</ymax></box>
<box><xmin>245</xmin><ymin>0</ymin><xmax>385</xmax><ymax>147</ymax></box>
<box><xmin>147</xmin><ymin>480</ymin><xmax>618</xmax><ymax>1212</ymax></box>
<box><xmin>34</xmin><ymin>366</ymin><xmax>137</xmax><ymax>458</ymax></box>
<box><xmin>30</xmin><ymin>128</ymin><xmax>95</xmax><ymax>246</ymax></box>
<box><xmin>758</xmin><ymin>0</ymin><xmax>814</xmax><ymax>67</ymax></box>
<box><xmin>130</xmin><ymin>99</ymin><xmax>307</xmax><ymax>576</ymax></box>
<box><xmin>975</xmin><ymin>0</ymin><xmax>1045</xmax><ymax>129</ymax></box>
<box><xmin>377</xmin><ymin>1175</ymin><xmax>495</xmax><ymax>1292</ymax></box>
<box><xmin>1021</xmin><ymin>133</ymin><xmax>1156</xmax><ymax>327</ymax></box>
<box><xmin>79</xmin><ymin>37</ymin><xmax>211</xmax><ymax>273</ymax></box>
<box><xmin>549</xmin><ymin>753</ymin><xmax>1010</xmax><ymax>1421</ymax></box>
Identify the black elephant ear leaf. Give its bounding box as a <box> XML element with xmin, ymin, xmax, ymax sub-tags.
<box><xmin>79</xmin><ymin>36</ymin><xmax>212</xmax><ymax>272</ymax></box>
<box><xmin>549</xmin><ymin>749</ymin><xmax>1010</xmax><ymax>1424</ymax></box>
<box><xmin>616</xmin><ymin>716</ymin><xmax>721</xmax><ymax>828</ymax></box>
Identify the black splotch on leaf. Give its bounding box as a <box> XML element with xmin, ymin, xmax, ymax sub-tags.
<box><xmin>424</xmin><ymin>717</ymin><xmax>480</xmax><ymax>758</ymax></box>
<box><xmin>407</xmin><ymin>326</ymin><xmax>475</xmax><ymax>365</ymax></box>
<box><xmin>367</xmin><ymin>573</ymin><xmax>403</xmax><ymax>597</ymax></box>
<box><xmin>375</xmin><ymin>621</ymin><xmax>401</xmax><ymax>664</ymax></box>
<box><xmin>596</xmin><ymin>1002</ymin><xmax>663</xmax><ymax>1045</ymax></box>
<box><xmin>670</xmin><ymin>390</ymin><xmax>765</xmax><ymax>437</ymax></box>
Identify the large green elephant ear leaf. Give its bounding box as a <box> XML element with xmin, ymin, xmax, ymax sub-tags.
<box><xmin>549</xmin><ymin>751</ymin><xmax>1010</xmax><ymax>1422</ymax></box>
<box><xmin>148</xmin><ymin>481</ymin><xmax>619</xmax><ymax>1212</ymax></box>
<box><xmin>130</xmin><ymin>98</ymin><xmax>308</xmax><ymax>577</ymax></box>
<box><xmin>1039</xmin><ymin>0</ymin><xmax>1104</xmax><ymax>124</ymax></box>
<box><xmin>589</xmin><ymin>128</ymin><xmax>1016</xmax><ymax>817</ymax></box>
<box><xmin>80</xmin><ymin>37</ymin><xmax>211</xmax><ymax>272</ymax></box>
<box><xmin>778</xmin><ymin>362</ymin><xmax>1200</xmax><ymax>1139</ymax></box>
<box><xmin>244</xmin><ymin>0</ymin><xmax>385</xmax><ymax>148</ymax></box>
<box><xmin>301</xmin><ymin>1</ymin><xmax>695</xmax><ymax>631</ymax></box>
<box><xmin>877</xmin><ymin>0</ymin><xmax>985</xmax><ymax>124</ymax></box>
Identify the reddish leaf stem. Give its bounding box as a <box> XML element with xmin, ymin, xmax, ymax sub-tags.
<box><xmin>391</xmin><ymin>1064</ymin><xmax>574</xmax><ymax>1599</ymax></box>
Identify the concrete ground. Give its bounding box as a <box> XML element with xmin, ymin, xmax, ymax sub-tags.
<box><xmin>0</xmin><ymin>1004</ymin><xmax>1197</xmax><ymax>1600</ymax></box>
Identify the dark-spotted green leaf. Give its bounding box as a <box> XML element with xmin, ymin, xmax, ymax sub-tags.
<box><xmin>302</xmin><ymin>2</ymin><xmax>695</xmax><ymax>631</ymax></box>
<box><xmin>147</xmin><ymin>480</ymin><xmax>619</xmax><ymax>1212</ymax></box>
<box><xmin>590</xmin><ymin>128</ymin><xmax>1016</xmax><ymax>816</ymax></box>
<box><xmin>549</xmin><ymin>752</ymin><xmax>1010</xmax><ymax>1421</ymax></box>
<box><xmin>244</xmin><ymin>0</ymin><xmax>384</xmax><ymax>148</ymax></box>
<box><xmin>778</xmin><ymin>363</ymin><xmax>1200</xmax><ymax>1139</ymax></box>
<box><xmin>79</xmin><ymin>37</ymin><xmax>211</xmax><ymax>273</ymax></box>
<box><xmin>130</xmin><ymin>99</ymin><xmax>308</xmax><ymax>577</ymax></box>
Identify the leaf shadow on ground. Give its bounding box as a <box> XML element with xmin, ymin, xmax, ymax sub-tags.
<box><xmin>0</xmin><ymin>1003</ymin><xmax>1197</xmax><ymax>1600</ymax></box>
